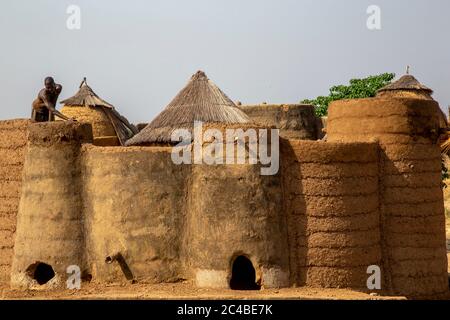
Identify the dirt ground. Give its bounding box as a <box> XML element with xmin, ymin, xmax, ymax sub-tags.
<box><xmin>0</xmin><ymin>282</ymin><xmax>406</xmax><ymax>300</ymax></box>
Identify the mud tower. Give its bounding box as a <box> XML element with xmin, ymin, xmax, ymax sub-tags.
<box><xmin>127</xmin><ymin>71</ymin><xmax>289</xmax><ymax>289</ymax></box>
<box><xmin>327</xmin><ymin>74</ymin><xmax>449</xmax><ymax>298</ymax></box>
<box><xmin>81</xmin><ymin>143</ymin><xmax>188</xmax><ymax>284</ymax></box>
<box><xmin>281</xmin><ymin>140</ymin><xmax>382</xmax><ymax>289</ymax></box>
<box><xmin>10</xmin><ymin>121</ymin><xmax>93</xmax><ymax>289</ymax></box>
<box><xmin>184</xmin><ymin>124</ymin><xmax>290</xmax><ymax>289</ymax></box>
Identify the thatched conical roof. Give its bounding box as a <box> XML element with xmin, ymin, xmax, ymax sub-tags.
<box><xmin>377</xmin><ymin>74</ymin><xmax>433</xmax><ymax>96</ymax></box>
<box><xmin>60</xmin><ymin>78</ymin><xmax>138</xmax><ymax>145</ymax></box>
<box><xmin>126</xmin><ymin>71</ymin><xmax>251</xmax><ymax>146</ymax></box>
<box><xmin>61</xmin><ymin>78</ymin><xmax>115</xmax><ymax>108</ymax></box>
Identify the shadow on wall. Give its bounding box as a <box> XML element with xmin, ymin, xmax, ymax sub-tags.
<box><xmin>280</xmin><ymin>140</ymin><xmax>308</xmax><ymax>286</ymax></box>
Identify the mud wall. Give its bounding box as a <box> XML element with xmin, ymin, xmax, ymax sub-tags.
<box><xmin>281</xmin><ymin>140</ymin><xmax>382</xmax><ymax>290</ymax></box>
<box><xmin>185</xmin><ymin>163</ymin><xmax>289</xmax><ymax>288</ymax></box>
<box><xmin>82</xmin><ymin>146</ymin><xmax>188</xmax><ymax>283</ymax></box>
<box><xmin>239</xmin><ymin>104</ymin><xmax>322</xmax><ymax>140</ymax></box>
<box><xmin>182</xmin><ymin>123</ymin><xmax>289</xmax><ymax>289</ymax></box>
<box><xmin>0</xmin><ymin>120</ymin><xmax>29</xmax><ymax>286</ymax></box>
<box><xmin>11</xmin><ymin>122</ymin><xmax>93</xmax><ymax>289</ymax></box>
<box><xmin>327</xmin><ymin>98</ymin><xmax>449</xmax><ymax>298</ymax></box>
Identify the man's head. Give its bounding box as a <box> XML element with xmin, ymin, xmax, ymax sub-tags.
<box><xmin>44</xmin><ymin>77</ymin><xmax>55</xmax><ymax>90</ymax></box>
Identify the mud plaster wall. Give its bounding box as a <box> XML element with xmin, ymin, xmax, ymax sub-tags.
<box><xmin>11</xmin><ymin>122</ymin><xmax>93</xmax><ymax>289</ymax></box>
<box><xmin>82</xmin><ymin>145</ymin><xmax>188</xmax><ymax>283</ymax></box>
<box><xmin>176</xmin><ymin>123</ymin><xmax>290</xmax><ymax>288</ymax></box>
<box><xmin>327</xmin><ymin>98</ymin><xmax>449</xmax><ymax>298</ymax></box>
<box><xmin>0</xmin><ymin>120</ymin><xmax>29</xmax><ymax>286</ymax></box>
<box><xmin>281</xmin><ymin>140</ymin><xmax>382</xmax><ymax>290</ymax></box>
<box><xmin>239</xmin><ymin>104</ymin><xmax>322</xmax><ymax>140</ymax></box>
<box><xmin>184</xmin><ymin>163</ymin><xmax>289</xmax><ymax>289</ymax></box>
<box><xmin>11</xmin><ymin>120</ymin><xmax>189</xmax><ymax>287</ymax></box>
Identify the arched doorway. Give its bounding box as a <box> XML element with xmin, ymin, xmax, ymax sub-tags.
<box><xmin>229</xmin><ymin>255</ymin><xmax>261</xmax><ymax>290</ymax></box>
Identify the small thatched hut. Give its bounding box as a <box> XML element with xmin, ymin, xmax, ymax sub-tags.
<box><xmin>125</xmin><ymin>71</ymin><xmax>251</xmax><ymax>146</ymax></box>
<box><xmin>60</xmin><ymin>78</ymin><xmax>138</xmax><ymax>146</ymax></box>
<box><xmin>377</xmin><ymin>74</ymin><xmax>434</xmax><ymax>100</ymax></box>
<box><xmin>378</xmin><ymin>73</ymin><xmax>448</xmax><ymax>130</ymax></box>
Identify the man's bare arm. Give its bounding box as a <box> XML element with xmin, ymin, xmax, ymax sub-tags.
<box><xmin>48</xmin><ymin>105</ymin><xmax>71</xmax><ymax>121</ymax></box>
<box><xmin>40</xmin><ymin>91</ymin><xmax>70</xmax><ymax>121</ymax></box>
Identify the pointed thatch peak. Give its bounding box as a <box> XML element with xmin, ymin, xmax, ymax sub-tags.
<box><xmin>126</xmin><ymin>70</ymin><xmax>251</xmax><ymax>146</ymax></box>
<box><xmin>377</xmin><ymin>74</ymin><xmax>433</xmax><ymax>94</ymax></box>
<box><xmin>60</xmin><ymin>78</ymin><xmax>138</xmax><ymax>146</ymax></box>
<box><xmin>60</xmin><ymin>78</ymin><xmax>115</xmax><ymax>109</ymax></box>
<box><xmin>191</xmin><ymin>70</ymin><xmax>208</xmax><ymax>81</ymax></box>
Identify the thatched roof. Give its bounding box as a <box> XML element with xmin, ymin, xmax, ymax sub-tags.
<box><xmin>60</xmin><ymin>78</ymin><xmax>115</xmax><ymax>108</ymax></box>
<box><xmin>60</xmin><ymin>78</ymin><xmax>138</xmax><ymax>145</ymax></box>
<box><xmin>126</xmin><ymin>71</ymin><xmax>251</xmax><ymax>146</ymax></box>
<box><xmin>377</xmin><ymin>74</ymin><xmax>433</xmax><ymax>94</ymax></box>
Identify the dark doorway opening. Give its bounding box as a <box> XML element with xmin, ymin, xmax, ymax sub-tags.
<box><xmin>229</xmin><ymin>256</ymin><xmax>261</xmax><ymax>290</ymax></box>
<box><xmin>26</xmin><ymin>262</ymin><xmax>55</xmax><ymax>285</ymax></box>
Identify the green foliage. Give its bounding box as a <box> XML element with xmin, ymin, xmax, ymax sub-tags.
<box><xmin>302</xmin><ymin>73</ymin><xmax>396</xmax><ymax>117</ymax></box>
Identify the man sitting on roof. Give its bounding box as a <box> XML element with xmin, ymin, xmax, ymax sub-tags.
<box><xmin>31</xmin><ymin>77</ymin><xmax>71</xmax><ymax>122</ymax></box>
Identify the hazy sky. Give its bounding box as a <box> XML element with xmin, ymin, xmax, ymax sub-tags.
<box><xmin>0</xmin><ymin>0</ymin><xmax>449</xmax><ymax>123</ymax></box>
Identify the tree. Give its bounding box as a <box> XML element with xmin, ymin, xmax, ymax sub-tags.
<box><xmin>302</xmin><ymin>73</ymin><xmax>395</xmax><ymax>117</ymax></box>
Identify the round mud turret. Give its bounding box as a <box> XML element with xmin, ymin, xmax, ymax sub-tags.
<box><xmin>10</xmin><ymin>121</ymin><xmax>92</xmax><ymax>289</ymax></box>
<box><xmin>281</xmin><ymin>140</ymin><xmax>382</xmax><ymax>290</ymax></box>
<box><xmin>327</xmin><ymin>98</ymin><xmax>449</xmax><ymax>299</ymax></box>
<box><xmin>184</xmin><ymin>124</ymin><xmax>290</xmax><ymax>289</ymax></box>
<box><xmin>81</xmin><ymin>146</ymin><xmax>188</xmax><ymax>284</ymax></box>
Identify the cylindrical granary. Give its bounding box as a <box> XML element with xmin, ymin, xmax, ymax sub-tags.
<box><xmin>327</xmin><ymin>98</ymin><xmax>449</xmax><ymax>298</ymax></box>
<box><xmin>184</xmin><ymin>124</ymin><xmax>290</xmax><ymax>289</ymax></box>
<box><xmin>81</xmin><ymin>146</ymin><xmax>188</xmax><ymax>284</ymax></box>
<box><xmin>10</xmin><ymin>121</ymin><xmax>92</xmax><ymax>289</ymax></box>
<box><xmin>281</xmin><ymin>140</ymin><xmax>382</xmax><ymax>290</ymax></box>
<box><xmin>60</xmin><ymin>106</ymin><xmax>120</xmax><ymax>146</ymax></box>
